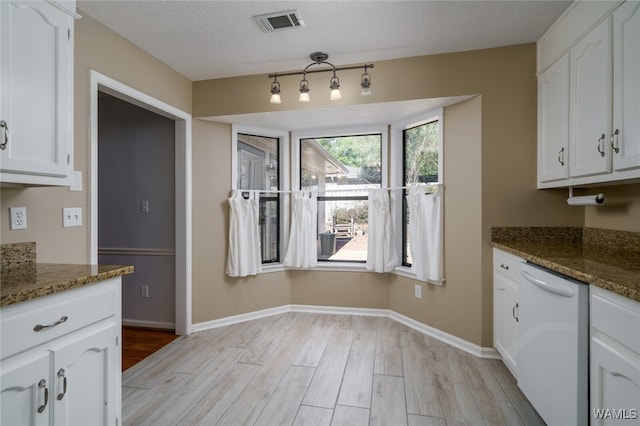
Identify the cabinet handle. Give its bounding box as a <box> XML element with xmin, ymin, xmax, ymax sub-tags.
<box><xmin>597</xmin><ymin>133</ymin><xmax>606</xmax><ymax>157</ymax></box>
<box><xmin>0</xmin><ymin>120</ymin><xmax>8</xmax><ymax>150</ymax></box>
<box><xmin>500</xmin><ymin>263</ymin><xmax>509</xmax><ymax>270</ymax></box>
<box><xmin>512</xmin><ymin>302</ymin><xmax>519</xmax><ymax>322</ymax></box>
<box><xmin>56</xmin><ymin>369</ymin><xmax>67</xmax><ymax>401</ymax></box>
<box><xmin>37</xmin><ymin>379</ymin><xmax>49</xmax><ymax>414</ymax></box>
<box><xmin>611</xmin><ymin>128</ymin><xmax>620</xmax><ymax>154</ymax></box>
<box><xmin>558</xmin><ymin>147</ymin><xmax>565</xmax><ymax>166</ymax></box>
<box><xmin>33</xmin><ymin>315</ymin><xmax>68</xmax><ymax>332</ymax></box>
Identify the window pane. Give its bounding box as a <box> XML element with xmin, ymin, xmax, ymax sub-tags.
<box><xmin>237</xmin><ymin>133</ymin><xmax>279</xmax><ymax>263</ymax></box>
<box><xmin>300</xmin><ymin>134</ymin><xmax>381</xmax><ymax>262</ymax></box>
<box><xmin>403</xmin><ymin>121</ymin><xmax>439</xmax><ymax>266</ymax></box>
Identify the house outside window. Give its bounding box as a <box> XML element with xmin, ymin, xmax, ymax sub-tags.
<box><xmin>236</xmin><ymin>132</ymin><xmax>281</xmax><ymax>264</ymax></box>
<box><xmin>298</xmin><ymin>131</ymin><xmax>384</xmax><ymax>263</ymax></box>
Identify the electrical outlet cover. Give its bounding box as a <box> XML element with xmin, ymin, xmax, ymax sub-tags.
<box><xmin>10</xmin><ymin>207</ymin><xmax>27</xmax><ymax>230</ymax></box>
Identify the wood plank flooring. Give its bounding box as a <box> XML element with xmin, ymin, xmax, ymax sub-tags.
<box><xmin>122</xmin><ymin>312</ymin><xmax>545</xmax><ymax>426</ymax></box>
<box><xmin>122</xmin><ymin>327</ymin><xmax>179</xmax><ymax>371</ymax></box>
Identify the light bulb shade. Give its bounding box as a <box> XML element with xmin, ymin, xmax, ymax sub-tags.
<box><xmin>270</xmin><ymin>78</ymin><xmax>281</xmax><ymax>103</ymax></box>
<box><xmin>360</xmin><ymin>72</ymin><xmax>372</xmax><ymax>96</ymax></box>
<box><xmin>299</xmin><ymin>77</ymin><xmax>310</xmax><ymax>102</ymax></box>
<box><xmin>329</xmin><ymin>75</ymin><xmax>341</xmax><ymax>100</ymax></box>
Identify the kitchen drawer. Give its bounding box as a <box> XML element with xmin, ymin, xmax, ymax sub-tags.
<box><xmin>493</xmin><ymin>248</ymin><xmax>523</xmax><ymax>282</ymax></box>
<box><xmin>591</xmin><ymin>285</ymin><xmax>640</xmax><ymax>354</ymax></box>
<box><xmin>0</xmin><ymin>279</ymin><xmax>118</xmax><ymax>360</ymax></box>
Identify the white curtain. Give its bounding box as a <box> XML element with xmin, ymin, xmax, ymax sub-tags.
<box><xmin>226</xmin><ymin>190</ymin><xmax>261</xmax><ymax>277</ymax></box>
<box><xmin>366</xmin><ymin>188</ymin><xmax>398</xmax><ymax>272</ymax></box>
<box><xmin>284</xmin><ymin>191</ymin><xmax>318</xmax><ymax>268</ymax></box>
<box><xmin>406</xmin><ymin>185</ymin><xmax>443</xmax><ymax>283</ymax></box>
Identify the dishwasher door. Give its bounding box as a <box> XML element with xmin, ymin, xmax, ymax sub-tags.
<box><xmin>518</xmin><ymin>262</ymin><xmax>589</xmax><ymax>426</ymax></box>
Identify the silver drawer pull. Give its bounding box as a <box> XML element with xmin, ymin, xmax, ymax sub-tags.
<box><xmin>33</xmin><ymin>315</ymin><xmax>68</xmax><ymax>332</ymax></box>
<box><xmin>611</xmin><ymin>128</ymin><xmax>620</xmax><ymax>154</ymax></box>
<box><xmin>500</xmin><ymin>263</ymin><xmax>509</xmax><ymax>270</ymax></box>
<box><xmin>597</xmin><ymin>133</ymin><xmax>606</xmax><ymax>157</ymax></box>
<box><xmin>37</xmin><ymin>379</ymin><xmax>49</xmax><ymax>414</ymax></box>
<box><xmin>0</xmin><ymin>120</ymin><xmax>8</xmax><ymax>150</ymax></box>
<box><xmin>57</xmin><ymin>369</ymin><xmax>67</xmax><ymax>400</ymax></box>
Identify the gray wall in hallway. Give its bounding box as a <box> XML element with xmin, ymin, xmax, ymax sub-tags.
<box><xmin>98</xmin><ymin>93</ymin><xmax>176</xmax><ymax>327</ymax></box>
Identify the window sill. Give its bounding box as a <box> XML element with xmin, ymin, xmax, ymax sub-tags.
<box><xmin>257</xmin><ymin>263</ymin><xmax>444</xmax><ymax>286</ymax></box>
<box><xmin>392</xmin><ymin>266</ymin><xmax>445</xmax><ymax>286</ymax></box>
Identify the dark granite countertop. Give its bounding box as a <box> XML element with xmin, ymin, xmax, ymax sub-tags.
<box><xmin>1</xmin><ymin>242</ymin><xmax>133</xmax><ymax>308</ymax></box>
<box><xmin>491</xmin><ymin>227</ymin><xmax>640</xmax><ymax>303</ymax></box>
<box><xmin>1</xmin><ymin>263</ymin><xmax>134</xmax><ymax>307</ymax></box>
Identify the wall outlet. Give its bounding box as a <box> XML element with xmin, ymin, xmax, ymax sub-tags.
<box><xmin>140</xmin><ymin>285</ymin><xmax>149</xmax><ymax>298</ymax></box>
<box><xmin>62</xmin><ymin>207</ymin><xmax>82</xmax><ymax>227</ymax></box>
<box><xmin>414</xmin><ymin>284</ymin><xmax>422</xmax><ymax>299</ymax></box>
<box><xmin>9</xmin><ymin>207</ymin><xmax>27</xmax><ymax>230</ymax></box>
<box><xmin>140</xmin><ymin>200</ymin><xmax>149</xmax><ymax>213</ymax></box>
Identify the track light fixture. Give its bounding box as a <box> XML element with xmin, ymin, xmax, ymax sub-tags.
<box><xmin>268</xmin><ymin>52</ymin><xmax>374</xmax><ymax>104</ymax></box>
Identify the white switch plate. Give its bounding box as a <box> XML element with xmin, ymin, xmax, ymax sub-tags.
<box><xmin>414</xmin><ymin>284</ymin><xmax>422</xmax><ymax>299</ymax></box>
<box><xmin>9</xmin><ymin>207</ymin><xmax>27</xmax><ymax>230</ymax></box>
<box><xmin>62</xmin><ymin>207</ymin><xmax>82</xmax><ymax>227</ymax></box>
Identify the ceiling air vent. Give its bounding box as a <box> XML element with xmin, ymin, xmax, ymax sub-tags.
<box><xmin>253</xmin><ymin>9</ymin><xmax>305</xmax><ymax>32</ymax></box>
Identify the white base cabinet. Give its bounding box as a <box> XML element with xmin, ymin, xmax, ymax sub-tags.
<box><xmin>492</xmin><ymin>248</ymin><xmax>522</xmax><ymax>378</ymax></box>
<box><xmin>590</xmin><ymin>285</ymin><xmax>640</xmax><ymax>425</ymax></box>
<box><xmin>0</xmin><ymin>278</ymin><xmax>122</xmax><ymax>426</ymax></box>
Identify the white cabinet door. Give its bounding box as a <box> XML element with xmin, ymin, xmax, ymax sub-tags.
<box><xmin>570</xmin><ymin>17</ymin><xmax>612</xmax><ymax>178</ymax></box>
<box><xmin>0</xmin><ymin>352</ymin><xmax>50</xmax><ymax>426</ymax></box>
<box><xmin>612</xmin><ymin>1</ymin><xmax>640</xmax><ymax>173</ymax></box>
<box><xmin>591</xmin><ymin>336</ymin><xmax>640</xmax><ymax>425</ymax></box>
<box><xmin>538</xmin><ymin>54</ymin><xmax>570</xmax><ymax>183</ymax></box>
<box><xmin>0</xmin><ymin>0</ymin><xmax>73</xmax><ymax>184</ymax></box>
<box><xmin>51</xmin><ymin>323</ymin><xmax>118</xmax><ymax>426</ymax></box>
<box><xmin>494</xmin><ymin>272</ymin><xmax>519</xmax><ymax>376</ymax></box>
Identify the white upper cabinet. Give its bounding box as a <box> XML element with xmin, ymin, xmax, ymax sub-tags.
<box><xmin>538</xmin><ymin>55</ymin><xmax>570</xmax><ymax>183</ymax></box>
<box><xmin>612</xmin><ymin>1</ymin><xmax>640</xmax><ymax>173</ymax></box>
<box><xmin>537</xmin><ymin>0</ymin><xmax>640</xmax><ymax>188</ymax></box>
<box><xmin>569</xmin><ymin>18</ymin><xmax>612</xmax><ymax>178</ymax></box>
<box><xmin>0</xmin><ymin>1</ymin><xmax>76</xmax><ymax>186</ymax></box>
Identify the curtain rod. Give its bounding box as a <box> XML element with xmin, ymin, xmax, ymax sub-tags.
<box><xmin>234</xmin><ymin>183</ymin><xmax>442</xmax><ymax>195</ymax></box>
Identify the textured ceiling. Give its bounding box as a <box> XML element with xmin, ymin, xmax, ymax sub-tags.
<box><xmin>78</xmin><ymin>0</ymin><xmax>572</xmax><ymax>82</ymax></box>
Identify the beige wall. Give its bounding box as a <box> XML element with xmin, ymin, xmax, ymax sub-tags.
<box><xmin>584</xmin><ymin>184</ymin><xmax>640</xmax><ymax>232</ymax></box>
<box><xmin>191</xmin><ymin>119</ymin><xmax>291</xmax><ymax>323</ymax></box>
<box><xmin>1</xmin><ymin>13</ymin><xmax>192</xmax><ymax>263</ymax></box>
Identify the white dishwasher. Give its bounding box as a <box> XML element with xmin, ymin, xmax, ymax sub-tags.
<box><xmin>519</xmin><ymin>262</ymin><xmax>589</xmax><ymax>426</ymax></box>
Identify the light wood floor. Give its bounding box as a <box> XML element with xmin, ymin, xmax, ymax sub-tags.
<box><xmin>122</xmin><ymin>312</ymin><xmax>545</xmax><ymax>426</ymax></box>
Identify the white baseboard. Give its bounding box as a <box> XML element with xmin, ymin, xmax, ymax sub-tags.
<box><xmin>122</xmin><ymin>318</ymin><xmax>175</xmax><ymax>330</ymax></box>
<box><xmin>191</xmin><ymin>304</ymin><xmax>499</xmax><ymax>359</ymax></box>
<box><xmin>190</xmin><ymin>305</ymin><xmax>290</xmax><ymax>333</ymax></box>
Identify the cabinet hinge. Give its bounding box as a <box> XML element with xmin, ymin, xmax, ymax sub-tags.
<box><xmin>116</xmin><ymin>335</ymin><xmax>119</xmax><ymax>346</ymax></box>
<box><xmin>67</xmin><ymin>153</ymin><xmax>70</xmax><ymax>165</ymax></box>
<box><xmin>68</xmin><ymin>28</ymin><xmax>71</xmax><ymax>40</ymax></box>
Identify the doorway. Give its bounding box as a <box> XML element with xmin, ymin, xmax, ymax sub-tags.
<box><xmin>98</xmin><ymin>92</ymin><xmax>176</xmax><ymax>330</ymax></box>
<box><xmin>89</xmin><ymin>71</ymin><xmax>192</xmax><ymax>336</ymax></box>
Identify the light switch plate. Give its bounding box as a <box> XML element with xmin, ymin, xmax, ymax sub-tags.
<box><xmin>63</xmin><ymin>207</ymin><xmax>82</xmax><ymax>227</ymax></box>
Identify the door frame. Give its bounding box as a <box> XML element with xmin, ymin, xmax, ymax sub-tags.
<box><xmin>89</xmin><ymin>70</ymin><xmax>192</xmax><ymax>335</ymax></box>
